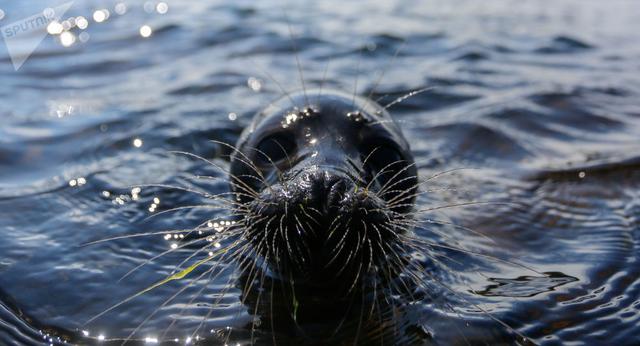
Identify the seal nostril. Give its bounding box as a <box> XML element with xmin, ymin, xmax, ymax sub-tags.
<box><xmin>326</xmin><ymin>178</ymin><xmax>348</xmax><ymax>209</ymax></box>
<box><xmin>305</xmin><ymin>171</ymin><xmax>352</xmax><ymax>211</ymax></box>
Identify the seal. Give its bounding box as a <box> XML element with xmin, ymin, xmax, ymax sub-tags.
<box><xmin>228</xmin><ymin>89</ymin><xmax>419</xmax><ymax>340</ymax></box>
<box><xmin>230</xmin><ymin>89</ymin><xmax>417</xmax><ymax>288</ymax></box>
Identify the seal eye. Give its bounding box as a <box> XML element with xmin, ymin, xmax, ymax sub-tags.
<box><xmin>363</xmin><ymin>143</ymin><xmax>405</xmax><ymax>186</ymax></box>
<box><xmin>254</xmin><ymin>133</ymin><xmax>296</xmax><ymax>167</ymax></box>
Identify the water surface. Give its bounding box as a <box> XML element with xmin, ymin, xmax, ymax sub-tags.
<box><xmin>1</xmin><ymin>0</ymin><xmax>640</xmax><ymax>345</ymax></box>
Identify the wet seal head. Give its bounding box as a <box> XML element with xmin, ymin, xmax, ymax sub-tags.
<box><xmin>230</xmin><ymin>89</ymin><xmax>418</xmax><ymax>294</ymax></box>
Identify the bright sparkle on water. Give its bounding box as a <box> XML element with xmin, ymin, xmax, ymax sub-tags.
<box><xmin>76</xmin><ymin>16</ymin><xmax>88</xmax><ymax>30</ymax></box>
<box><xmin>131</xmin><ymin>187</ymin><xmax>141</xmax><ymax>201</ymax></box>
<box><xmin>247</xmin><ymin>77</ymin><xmax>262</xmax><ymax>91</ymax></box>
<box><xmin>61</xmin><ymin>20</ymin><xmax>72</xmax><ymax>31</ymax></box>
<box><xmin>93</xmin><ymin>10</ymin><xmax>108</xmax><ymax>23</ymax></box>
<box><xmin>144</xmin><ymin>336</ymin><xmax>158</xmax><ymax>343</ymax></box>
<box><xmin>140</xmin><ymin>25</ymin><xmax>153</xmax><ymax>38</ymax></box>
<box><xmin>156</xmin><ymin>2</ymin><xmax>169</xmax><ymax>14</ymax></box>
<box><xmin>60</xmin><ymin>31</ymin><xmax>76</xmax><ymax>47</ymax></box>
<box><xmin>47</xmin><ymin>21</ymin><xmax>63</xmax><ymax>35</ymax></box>
<box><xmin>68</xmin><ymin>178</ymin><xmax>86</xmax><ymax>187</ymax></box>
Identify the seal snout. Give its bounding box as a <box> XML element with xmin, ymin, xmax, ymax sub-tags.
<box><xmin>244</xmin><ymin>165</ymin><xmax>403</xmax><ymax>288</ymax></box>
<box><xmin>304</xmin><ymin>170</ymin><xmax>353</xmax><ymax>212</ymax></box>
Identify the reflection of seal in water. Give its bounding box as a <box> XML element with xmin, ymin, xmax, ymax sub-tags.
<box><xmin>229</xmin><ymin>89</ymin><xmax>419</xmax><ymax>341</ymax></box>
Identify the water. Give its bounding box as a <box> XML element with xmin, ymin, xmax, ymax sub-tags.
<box><xmin>1</xmin><ymin>0</ymin><xmax>639</xmax><ymax>344</ymax></box>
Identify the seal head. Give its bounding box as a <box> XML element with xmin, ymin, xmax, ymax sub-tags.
<box><xmin>230</xmin><ymin>89</ymin><xmax>417</xmax><ymax>293</ymax></box>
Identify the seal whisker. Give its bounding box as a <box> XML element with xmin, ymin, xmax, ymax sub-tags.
<box><xmin>120</xmin><ymin>264</ymin><xmax>219</xmax><ymax>346</ymax></box>
<box><xmin>361</xmin><ymin>146</ymin><xmax>381</xmax><ymax>171</ymax></box>
<box><xmin>351</xmin><ymin>45</ymin><xmax>363</xmax><ymax>112</ymax></box>
<box><xmin>400</xmin><ymin>261</ymin><xmax>475</xmax><ymax>346</ymax></box>
<box><xmin>317</xmin><ymin>59</ymin><xmax>331</xmax><ymax>102</ymax></box>
<box><xmin>383</xmin><ymin>184</ymin><xmax>478</xmax><ymax>208</ymax></box>
<box><xmin>81</xmin><ymin>228</ymin><xmax>206</xmax><ymax>246</ymax></box>
<box><xmin>83</xmin><ymin>213</ymin><xmax>245</xmax><ymax>248</ymax></box>
<box><xmin>118</xmin><ymin>235</ymin><xmax>209</xmax><ymax>283</ymax></box>
<box><xmin>346</xmin><ymin>251</ymin><xmax>364</xmax><ymax>296</ymax></box>
<box><xmin>419</xmin><ymin>186</ymin><xmax>475</xmax><ymax>194</ymax></box>
<box><xmin>366</xmin><ymin>40</ymin><xmax>407</xmax><ymax>101</ymax></box>
<box><xmin>405</xmin><ymin>201</ymin><xmax>520</xmax><ymax>214</ymax></box>
<box><xmin>352</xmin><ymin>278</ymin><xmax>368</xmax><ymax>346</ymax></box>
<box><xmin>363</xmin><ymin>225</ymin><xmax>375</xmax><ymax>274</ymax></box>
<box><xmin>191</xmin><ymin>175</ymin><xmax>265</xmax><ymax>202</ymax></box>
<box><xmin>377</xmin><ymin>86</ymin><xmax>434</xmax><ymax>113</ymax></box>
<box><xmin>127</xmin><ymin>183</ymin><xmax>226</xmax><ymax>201</ymax></box>
<box><xmin>299</xmin><ymin>205</ymin><xmax>321</xmax><ymax>226</ymax></box>
<box><xmin>170</xmin><ymin>150</ymin><xmax>263</xmax><ymax>199</ymax></box>
<box><xmin>383</xmin><ymin>170</ymin><xmax>478</xmax><ymax>208</ymax></box>
<box><xmin>364</xmin><ymin>158</ymin><xmax>407</xmax><ymax>192</ymax></box>
<box><xmin>404</xmin><ymin>235</ymin><xmax>498</xmax><ymax>284</ymax></box>
<box><xmin>248</xmin><ymin>146</ymin><xmax>287</xmax><ymax>185</ymax></box>
<box><xmin>209</xmin><ymin>140</ymin><xmax>270</xmax><ymax>183</ymax></box>
<box><xmin>367</xmin><ymin>118</ymin><xmax>419</xmax><ymax>127</ymax></box>
<box><xmin>416</xmin><ymin>262</ymin><xmax>533</xmax><ymax>344</ymax></box>
<box><xmin>128</xmin><ymin>183</ymin><xmax>248</xmax><ymax>211</ymax></box>
<box><xmin>268</xmin><ymin>137</ymin><xmax>296</xmax><ymax>175</ymax></box>
<box><xmin>294</xmin><ymin>216</ymin><xmax>313</xmax><ymax>264</ymax></box>
<box><xmin>250</xmin><ymin>253</ymin><xmax>270</xmax><ymax>345</ymax></box>
<box><xmin>141</xmin><ymin>204</ymin><xmax>240</xmax><ymax>223</ymax></box>
<box><xmin>247</xmin><ymin>56</ymin><xmax>298</xmax><ymax>107</ymax></box>
<box><xmin>160</xmin><ymin>227</ymin><xmax>244</xmax><ymax>279</ymax></box>
<box><xmin>278</xmin><ymin>214</ymin><xmax>299</xmax><ymax>273</ymax></box>
<box><xmin>158</xmin><ymin>254</ymin><xmax>230</xmax><ymax>342</ymax></box>
<box><xmin>392</xmin><ymin>218</ymin><xmax>475</xmax><ymax>248</ymax></box>
<box><xmin>383</xmin><ymin>166</ymin><xmax>481</xmax><ymax>207</ymax></box>
<box><xmin>399</xmin><ymin>233</ymin><xmax>541</xmax><ymax>274</ymax></box>
<box><xmin>324</xmin><ymin>214</ymin><xmax>344</xmax><ymax>241</ymax></box>
<box><xmin>336</xmin><ymin>224</ymin><xmax>363</xmax><ymax>279</ymax></box>
<box><xmin>84</xmin><ymin>238</ymin><xmax>241</xmax><ymax>328</ymax></box>
<box><xmin>239</xmin><ymin>241</ymin><xmax>269</xmax><ymax>306</ymax></box>
<box><xmin>325</xmin><ymin>220</ymin><xmax>353</xmax><ymax>266</ymax></box>
<box><xmin>188</xmin><ymin>242</ymin><xmax>257</xmax><ymax>341</ymax></box>
<box><xmin>401</xmin><ymin>239</ymin><xmax>469</xmax><ymax>275</ymax></box>
<box><xmin>378</xmin><ymin>174</ymin><xmax>419</xmax><ymax>198</ymax></box>
<box><xmin>284</xmin><ymin>11</ymin><xmax>309</xmax><ymax>106</ymax></box>
<box><xmin>407</xmin><ymin>216</ymin><xmax>497</xmax><ymax>244</ymax></box>
<box><xmin>376</xmin><ymin>161</ymin><xmax>418</xmax><ymax>196</ymax></box>
<box><xmin>269</xmin><ymin>275</ymin><xmax>277</xmax><ymax>345</ymax></box>
<box><xmin>192</xmin><ymin>239</ymin><xmax>268</xmax><ymax>341</ymax></box>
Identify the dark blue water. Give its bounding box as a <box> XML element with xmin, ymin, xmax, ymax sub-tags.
<box><xmin>1</xmin><ymin>0</ymin><xmax>640</xmax><ymax>345</ymax></box>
